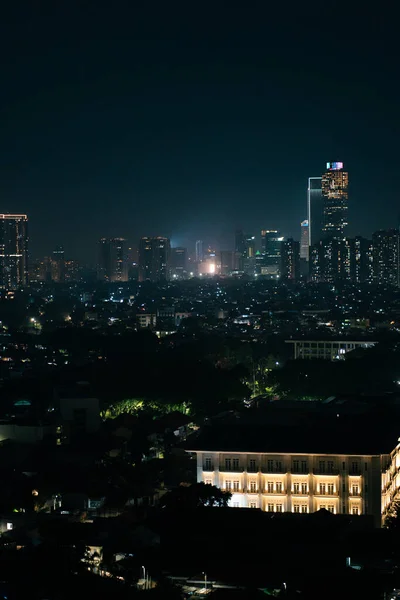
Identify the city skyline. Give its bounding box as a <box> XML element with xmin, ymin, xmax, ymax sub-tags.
<box><xmin>0</xmin><ymin>5</ymin><xmax>398</xmax><ymax>261</ymax></box>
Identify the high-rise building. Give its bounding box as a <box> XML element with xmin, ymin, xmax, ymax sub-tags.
<box><xmin>307</xmin><ymin>177</ymin><xmax>323</xmax><ymax>246</ymax></box>
<box><xmin>321</xmin><ymin>162</ymin><xmax>349</xmax><ymax>239</ymax></box>
<box><xmin>195</xmin><ymin>240</ymin><xmax>204</xmax><ymax>263</ymax></box>
<box><xmin>0</xmin><ymin>214</ymin><xmax>28</xmax><ymax>289</ymax></box>
<box><xmin>51</xmin><ymin>245</ymin><xmax>65</xmax><ymax>282</ymax></box>
<box><xmin>349</xmin><ymin>237</ymin><xmax>373</xmax><ymax>284</ymax></box>
<box><xmin>220</xmin><ymin>250</ymin><xmax>234</xmax><ymax>276</ymax></box>
<box><xmin>261</xmin><ymin>230</ymin><xmax>284</xmax><ymax>277</ymax></box>
<box><xmin>98</xmin><ymin>238</ymin><xmax>127</xmax><ymax>282</ymax></box>
<box><xmin>138</xmin><ymin>236</ymin><xmax>171</xmax><ymax>282</ymax></box>
<box><xmin>170</xmin><ymin>247</ymin><xmax>187</xmax><ymax>279</ymax></box>
<box><xmin>372</xmin><ymin>229</ymin><xmax>400</xmax><ymax>286</ymax></box>
<box><xmin>234</xmin><ymin>230</ymin><xmax>246</xmax><ymax>271</ymax></box>
<box><xmin>281</xmin><ymin>238</ymin><xmax>300</xmax><ymax>281</ymax></box>
<box><xmin>310</xmin><ymin>238</ymin><xmax>351</xmax><ymax>283</ymax></box>
<box><xmin>300</xmin><ymin>220</ymin><xmax>309</xmax><ymax>261</ymax></box>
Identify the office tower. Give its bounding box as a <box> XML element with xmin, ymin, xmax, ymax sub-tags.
<box><xmin>310</xmin><ymin>237</ymin><xmax>352</xmax><ymax>283</ymax></box>
<box><xmin>348</xmin><ymin>237</ymin><xmax>373</xmax><ymax>284</ymax></box>
<box><xmin>220</xmin><ymin>250</ymin><xmax>234</xmax><ymax>276</ymax></box>
<box><xmin>170</xmin><ymin>247</ymin><xmax>187</xmax><ymax>279</ymax></box>
<box><xmin>261</xmin><ymin>230</ymin><xmax>284</xmax><ymax>277</ymax></box>
<box><xmin>322</xmin><ymin>162</ymin><xmax>349</xmax><ymax>239</ymax></box>
<box><xmin>195</xmin><ymin>240</ymin><xmax>204</xmax><ymax>263</ymax></box>
<box><xmin>245</xmin><ymin>234</ymin><xmax>255</xmax><ymax>258</ymax></box>
<box><xmin>64</xmin><ymin>260</ymin><xmax>80</xmax><ymax>282</ymax></box>
<box><xmin>138</xmin><ymin>236</ymin><xmax>171</xmax><ymax>282</ymax></box>
<box><xmin>0</xmin><ymin>214</ymin><xmax>28</xmax><ymax>289</ymax></box>
<box><xmin>51</xmin><ymin>245</ymin><xmax>65</xmax><ymax>282</ymax></box>
<box><xmin>372</xmin><ymin>229</ymin><xmax>400</xmax><ymax>286</ymax></box>
<box><xmin>98</xmin><ymin>238</ymin><xmax>128</xmax><ymax>282</ymax></box>
<box><xmin>300</xmin><ymin>220</ymin><xmax>309</xmax><ymax>261</ymax></box>
<box><xmin>307</xmin><ymin>177</ymin><xmax>323</xmax><ymax>246</ymax></box>
<box><xmin>281</xmin><ymin>238</ymin><xmax>300</xmax><ymax>281</ymax></box>
<box><xmin>234</xmin><ymin>229</ymin><xmax>246</xmax><ymax>271</ymax></box>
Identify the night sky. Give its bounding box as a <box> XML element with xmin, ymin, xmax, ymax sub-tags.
<box><xmin>0</xmin><ymin>2</ymin><xmax>398</xmax><ymax>261</ymax></box>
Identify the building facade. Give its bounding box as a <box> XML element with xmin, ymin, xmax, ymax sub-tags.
<box><xmin>307</xmin><ymin>177</ymin><xmax>323</xmax><ymax>246</ymax></box>
<box><xmin>280</xmin><ymin>238</ymin><xmax>300</xmax><ymax>281</ymax></box>
<box><xmin>372</xmin><ymin>229</ymin><xmax>399</xmax><ymax>286</ymax></box>
<box><xmin>261</xmin><ymin>230</ymin><xmax>284</xmax><ymax>277</ymax></box>
<box><xmin>0</xmin><ymin>214</ymin><xmax>29</xmax><ymax>289</ymax></box>
<box><xmin>98</xmin><ymin>238</ymin><xmax>127</xmax><ymax>282</ymax></box>
<box><xmin>321</xmin><ymin>162</ymin><xmax>349</xmax><ymax>239</ymax></box>
<box><xmin>138</xmin><ymin>236</ymin><xmax>170</xmax><ymax>282</ymax></box>
<box><xmin>286</xmin><ymin>339</ymin><xmax>377</xmax><ymax>360</ymax></box>
<box><xmin>192</xmin><ymin>450</ymin><xmax>383</xmax><ymax>525</ymax></box>
<box><xmin>170</xmin><ymin>247</ymin><xmax>187</xmax><ymax>279</ymax></box>
<box><xmin>300</xmin><ymin>220</ymin><xmax>309</xmax><ymax>262</ymax></box>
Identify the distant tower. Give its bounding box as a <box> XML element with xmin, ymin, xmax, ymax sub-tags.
<box><xmin>195</xmin><ymin>240</ymin><xmax>203</xmax><ymax>263</ymax></box>
<box><xmin>300</xmin><ymin>220</ymin><xmax>309</xmax><ymax>261</ymax></box>
<box><xmin>98</xmin><ymin>238</ymin><xmax>127</xmax><ymax>282</ymax></box>
<box><xmin>138</xmin><ymin>237</ymin><xmax>171</xmax><ymax>282</ymax></box>
<box><xmin>307</xmin><ymin>177</ymin><xmax>323</xmax><ymax>246</ymax></box>
<box><xmin>322</xmin><ymin>162</ymin><xmax>349</xmax><ymax>239</ymax></box>
<box><xmin>0</xmin><ymin>214</ymin><xmax>29</xmax><ymax>289</ymax></box>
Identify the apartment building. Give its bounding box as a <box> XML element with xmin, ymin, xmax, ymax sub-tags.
<box><xmin>187</xmin><ymin>421</ymin><xmax>399</xmax><ymax>527</ymax></box>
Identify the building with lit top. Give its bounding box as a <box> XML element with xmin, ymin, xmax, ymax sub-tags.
<box><xmin>261</xmin><ymin>230</ymin><xmax>283</xmax><ymax>277</ymax></box>
<box><xmin>0</xmin><ymin>214</ymin><xmax>28</xmax><ymax>289</ymax></box>
<box><xmin>307</xmin><ymin>177</ymin><xmax>322</xmax><ymax>246</ymax></box>
<box><xmin>300</xmin><ymin>220</ymin><xmax>309</xmax><ymax>262</ymax></box>
<box><xmin>322</xmin><ymin>162</ymin><xmax>349</xmax><ymax>239</ymax></box>
<box><xmin>187</xmin><ymin>420</ymin><xmax>400</xmax><ymax>527</ymax></box>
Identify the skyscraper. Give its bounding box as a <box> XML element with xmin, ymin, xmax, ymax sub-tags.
<box><xmin>195</xmin><ymin>240</ymin><xmax>203</xmax><ymax>263</ymax></box>
<box><xmin>281</xmin><ymin>238</ymin><xmax>300</xmax><ymax>281</ymax></box>
<box><xmin>170</xmin><ymin>247</ymin><xmax>187</xmax><ymax>279</ymax></box>
<box><xmin>98</xmin><ymin>238</ymin><xmax>127</xmax><ymax>282</ymax></box>
<box><xmin>138</xmin><ymin>236</ymin><xmax>171</xmax><ymax>282</ymax></box>
<box><xmin>0</xmin><ymin>214</ymin><xmax>28</xmax><ymax>289</ymax></box>
<box><xmin>322</xmin><ymin>162</ymin><xmax>349</xmax><ymax>239</ymax></box>
<box><xmin>300</xmin><ymin>220</ymin><xmax>309</xmax><ymax>261</ymax></box>
<box><xmin>51</xmin><ymin>245</ymin><xmax>65</xmax><ymax>282</ymax></box>
<box><xmin>261</xmin><ymin>230</ymin><xmax>284</xmax><ymax>277</ymax></box>
<box><xmin>372</xmin><ymin>229</ymin><xmax>400</xmax><ymax>286</ymax></box>
<box><xmin>307</xmin><ymin>177</ymin><xmax>323</xmax><ymax>246</ymax></box>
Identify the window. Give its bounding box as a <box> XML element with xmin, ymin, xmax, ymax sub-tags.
<box><xmin>267</xmin><ymin>459</ymin><xmax>274</xmax><ymax>472</ymax></box>
<box><xmin>352</xmin><ymin>506</ymin><xmax>359</xmax><ymax>515</ymax></box>
<box><xmin>293</xmin><ymin>483</ymin><xmax>300</xmax><ymax>493</ymax></box>
<box><xmin>225</xmin><ymin>458</ymin><xmax>231</xmax><ymax>471</ymax></box>
<box><xmin>249</xmin><ymin>459</ymin><xmax>256</xmax><ymax>472</ymax></box>
<box><xmin>320</xmin><ymin>504</ymin><xmax>326</xmax><ymax>510</ymax></box>
<box><xmin>250</xmin><ymin>481</ymin><xmax>257</xmax><ymax>493</ymax></box>
<box><xmin>226</xmin><ymin>480</ymin><xmax>232</xmax><ymax>490</ymax></box>
<box><xmin>301</xmin><ymin>461</ymin><xmax>307</xmax><ymax>473</ymax></box>
<box><xmin>276</xmin><ymin>504</ymin><xmax>283</xmax><ymax>513</ymax></box>
<box><xmin>327</xmin><ymin>461</ymin><xmax>334</xmax><ymax>473</ymax></box>
<box><xmin>327</xmin><ymin>505</ymin><xmax>335</xmax><ymax>513</ymax></box>
<box><xmin>233</xmin><ymin>480</ymin><xmax>240</xmax><ymax>492</ymax></box>
<box><xmin>293</xmin><ymin>460</ymin><xmax>299</xmax><ymax>473</ymax></box>
<box><xmin>249</xmin><ymin>502</ymin><xmax>257</xmax><ymax>509</ymax></box>
<box><xmin>351</xmin><ymin>462</ymin><xmax>359</xmax><ymax>474</ymax></box>
<box><xmin>301</xmin><ymin>483</ymin><xmax>307</xmax><ymax>494</ymax></box>
<box><xmin>327</xmin><ymin>484</ymin><xmax>334</xmax><ymax>495</ymax></box>
<box><xmin>233</xmin><ymin>458</ymin><xmax>239</xmax><ymax>471</ymax></box>
<box><xmin>6</xmin><ymin>522</ymin><xmax>13</xmax><ymax>531</ymax></box>
<box><xmin>205</xmin><ymin>479</ymin><xmax>212</xmax><ymax>485</ymax></box>
<box><xmin>352</xmin><ymin>485</ymin><xmax>359</xmax><ymax>496</ymax></box>
<box><xmin>320</xmin><ymin>483</ymin><xmax>326</xmax><ymax>494</ymax></box>
<box><xmin>301</xmin><ymin>504</ymin><xmax>308</xmax><ymax>513</ymax></box>
<box><xmin>233</xmin><ymin>502</ymin><xmax>239</xmax><ymax>508</ymax></box>
<box><xmin>205</xmin><ymin>458</ymin><xmax>212</xmax><ymax>471</ymax></box>
<box><xmin>276</xmin><ymin>461</ymin><xmax>282</xmax><ymax>472</ymax></box>
<box><xmin>267</xmin><ymin>503</ymin><xmax>274</xmax><ymax>512</ymax></box>
<box><xmin>293</xmin><ymin>505</ymin><xmax>300</xmax><ymax>513</ymax></box>
<box><xmin>276</xmin><ymin>482</ymin><xmax>283</xmax><ymax>493</ymax></box>
<box><xmin>319</xmin><ymin>461</ymin><xmax>325</xmax><ymax>473</ymax></box>
<box><xmin>267</xmin><ymin>481</ymin><xmax>274</xmax><ymax>493</ymax></box>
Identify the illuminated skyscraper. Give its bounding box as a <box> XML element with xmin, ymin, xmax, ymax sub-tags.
<box><xmin>51</xmin><ymin>245</ymin><xmax>65</xmax><ymax>282</ymax></box>
<box><xmin>0</xmin><ymin>214</ymin><xmax>28</xmax><ymax>289</ymax></box>
<box><xmin>195</xmin><ymin>240</ymin><xmax>203</xmax><ymax>263</ymax></box>
<box><xmin>98</xmin><ymin>238</ymin><xmax>127</xmax><ymax>282</ymax></box>
<box><xmin>138</xmin><ymin>236</ymin><xmax>171</xmax><ymax>282</ymax></box>
<box><xmin>261</xmin><ymin>230</ymin><xmax>284</xmax><ymax>276</ymax></box>
<box><xmin>170</xmin><ymin>247</ymin><xmax>187</xmax><ymax>279</ymax></box>
<box><xmin>372</xmin><ymin>229</ymin><xmax>400</xmax><ymax>286</ymax></box>
<box><xmin>307</xmin><ymin>177</ymin><xmax>323</xmax><ymax>246</ymax></box>
<box><xmin>300</xmin><ymin>220</ymin><xmax>309</xmax><ymax>261</ymax></box>
<box><xmin>281</xmin><ymin>238</ymin><xmax>300</xmax><ymax>281</ymax></box>
<box><xmin>322</xmin><ymin>162</ymin><xmax>349</xmax><ymax>239</ymax></box>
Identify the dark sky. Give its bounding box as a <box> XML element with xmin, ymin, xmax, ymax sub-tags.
<box><xmin>0</xmin><ymin>2</ymin><xmax>398</xmax><ymax>261</ymax></box>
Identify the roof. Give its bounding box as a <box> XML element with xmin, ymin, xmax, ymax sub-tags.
<box><xmin>186</xmin><ymin>419</ymin><xmax>399</xmax><ymax>456</ymax></box>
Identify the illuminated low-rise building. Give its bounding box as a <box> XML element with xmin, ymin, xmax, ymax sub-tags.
<box><xmin>286</xmin><ymin>339</ymin><xmax>377</xmax><ymax>360</ymax></box>
<box><xmin>187</xmin><ymin>422</ymin><xmax>400</xmax><ymax>527</ymax></box>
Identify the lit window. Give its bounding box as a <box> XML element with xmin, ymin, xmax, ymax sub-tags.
<box><xmin>250</xmin><ymin>481</ymin><xmax>257</xmax><ymax>493</ymax></box>
<box><xmin>327</xmin><ymin>505</ymin><xmax>335</xmax><ymax>513</ymax></box>
<box><xmin>226</xmin><ymin>481</ymin><xmax>232</xmax><ymax>490</ymax></box>
<box><xmin>352</xmin><ymin>506</ymin><xmax>359</xmax><ymax>515</ymax></box>
<box><xmin>276</xmin><ymin>482</ymin><xmax>283</xmax><ymax>493</ymax></box>
<box><xmin>320</xmin><ymin>484</ymin><xmax>326</xmax><ymax>494</ymax></box>
<box><xmin>249</xmin><ymin>502</ymin><xmax>257</xmax><ymax>509</ymax></box>
<box><xmin>301</xmin><ymin>483</ymin><xmax>307</xmax><ymax>494</ymax></box>
<box><xmin>205</xmin><ymin>479</ymin><xmax>212</xmax><ymax>486</ymax></box>
<box><xmin>352</xmin><ymin>485</ymin><xmax>359</xmax><ymax>496</ymax></box>
<box><xmin>327</xmin><ymin>484</ymin><xmax>334</xmax><ymax>495</ymax></box>
<box><xmin>205</xmin><ymin>458</ymin><xmax>212</xmax><ymax>471</ymax></box>
<box><xmin>233</xmin><ymin>481</ymin><xmax>240</xmax><ymax>492</ymax></box>
<box><xmin>301</xmin><ymin>504</ymin><xmax>307</xmax><ymax>513</ymax></box>
<box><xmin>293</xmin><ymin>483</ymin><xmax>300</xmax><ymax>494</ymax></box>
<box><xmin>276</xmin><ymin>504</ymin><xmax>283</xmax><ymax>513</ymax></box>
<box><xmin>6</xmin><ymin>523</ymin><xmax>13</xmax><ymax>530</ymax></box>
<box><xmin>233</xmin><ymin>458</ymin><xmax>239</xmax><ymax>471</ymax></box>
<box><xmin>249</xmin><ymin>459</ymin><xmax>256</xmax><ymax>472</ymax></box>
<box><xmin>267</xmin><ymin>503</ymin><xmax>274</xmax><ymax>512</ymax></box>
<box><xmin>293</xmin><ymin>505</ymin><xmax>300</xmax><ymax>513</ymax></box>
<box><xmin>225</xmin><ymin>458</ymin><xmax>231</xmax><ymax>471</ymax></box>
<box><xmin>267</xmin><ymin>481</ymin><xmax>274</xmax><ymax>493</ymax></box>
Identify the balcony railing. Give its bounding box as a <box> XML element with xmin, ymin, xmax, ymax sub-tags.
<box><xmin>313</xmin><ymin>468</ymin><xmax>340</xmax><ymax>475</ymax></box>
<box><xmin>203</xmin><ymin>465</ymin><xmax>214</xmax><ymax>472</ymax></box>
<box><xmin>219</xmin><ymin>466</ymin><xmax>245</xmax><ymax>473</ymax></box>
<box><xmin>263</xmin><ymin>489</ymin><xmax>286</xmax><ymax>495</ymax></box>
<box><xmin>314</xmin><ymin>490</ymin><xmax>338</xmax><ymax>496</ymax></box>
<box><xmin>261</xmin><ymin>467</ymin><xmax>287</xmax><ymax>474</ymax></box>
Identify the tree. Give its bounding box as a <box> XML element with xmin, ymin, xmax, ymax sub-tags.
<box><xmin>161</xmin><ymin>482</ymin><xmax>231</xmax><ymax>510</ymax></box>
<box><xmin>384</xmin><ymin>500</ymin><xmax>400</xmax><ymax>531</ymax></box>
